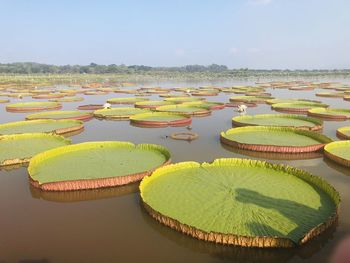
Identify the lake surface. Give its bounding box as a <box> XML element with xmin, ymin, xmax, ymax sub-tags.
<box><xmin>2</xmin><ymin>79</ymin><xmax>350</xmax><ymax>263</ymax></box>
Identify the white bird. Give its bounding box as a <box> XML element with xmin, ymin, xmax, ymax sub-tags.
<box><xmin>237</xmin><ymin>104</ymin><xmax>247</xmax><ymax>113</ymax></box>
<box><xmin>103</xmin><ymin>103</ymin><xmax>111</xmax><ymax>109</ymax></box>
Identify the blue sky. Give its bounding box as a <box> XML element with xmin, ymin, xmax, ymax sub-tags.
<box><xmin>0</xmin><ymin>0</ymin><xmax>349</xmax><ymax>69</ymax></box>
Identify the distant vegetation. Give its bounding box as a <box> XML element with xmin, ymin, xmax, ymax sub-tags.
<box><xmin>0</xmin><ymin>62</ymin><xmax>349</xmax><ymax>77</ymax></box>
<box><xmin>0</xmin><ymin>63</ymin><xmax>350</xmax><ymax>84</ymax></box>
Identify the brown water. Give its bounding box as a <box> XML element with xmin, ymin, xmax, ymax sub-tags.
<box><xmin>2</xmin><ymin>80</ymin><xmax>350</xmax><ymax>263</ymax></box>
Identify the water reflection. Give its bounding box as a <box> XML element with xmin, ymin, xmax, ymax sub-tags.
<box><xmin>324</xmin><ymin>157</ymin><xmax>350</xmax><ymax>177</ymax></box>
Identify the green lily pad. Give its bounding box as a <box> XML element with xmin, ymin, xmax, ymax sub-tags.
<box><xmin>324</xmin><ymin>141</ymin><xmax>350</xmax><ymax>167</ymax></box>
<box><xmin>164</xmin><ymin>97</ymin><xmax>205</xmax><ymax>103</ymax></box>
<box><xmin>93</xmin><ymin>107</ymin><xmax>149</xmax><ymax>120</ymax></box>
<box><xmin>220</xmin><ymin>126</ymin><xmax>332</xmax><ymax>153</ymax></box>
<box><xmin>107</xmin><ymin>97</ymin><xmax>149</xmax><ymax>104</ymax></box>
<box><xmin>49</xmin><ymin>97</ymin><xmax>84</xmax><ymax>102</ymax></box>
<box><xmin>28</xmin><ymin>141</ymin><xmax>171</xmax><ymax>190</ymax></box>
<box><xmin>130</xmin><ymin>112</ymin><xmax>191</xmax><ymax>127</ymax></box>
<box><xmin>232</xmin><ymin>114</ymin><xmax>323</xmax><ymax>131</ymax></box>
<box><xmin>0</xmin><ymin>133</ymin><xmax>71</xmax><ymax>166</ymax></box>
<box><xmin>266</xmin><ymin>99</ymin><xmax>321</xmax><ymax>105</ymax></box>
<box><xmin>230</xmin><ymin>95</ymin><xmax>273</xmax><ymax>103</ymax></box>
<box><xmin>337</xmin><ymin>126</ymin><xmax>350</xmax><ymax>140</ymax></box>
<box><xmin>26</xmin><ymin>110</ymin><xmax>93</xmax><ymax>121</ymax></box>
<box><xmin>316</xmin><ymin>92</ymin><xmax>345</xmax><ymax>98</ymax></box>
<box><xmin>308</xmin><ymin>108</ymin><xmax>350</xmax><ymax>120</ymax></box>
<box><xmin>140</xmin><ymin>158</ymin><xmax>339</xmax><ymax>247</ymax></box>
<box><xmin>272</xmin><ymin>102</ymin><xmax>328</xmax><ymax>113</ymax></box>
<box><xmin>182</xmin><ymin>101</ymin><xmax>226</xmax><ymax>110</ymax></box>
<box><xmin>156</xmin><ymin>105</ymin><xmax>211</xmax><ymax>116</ymax></box>
<box><xmin>6</xmin><ymin>101</ymin><xmax>62</xmax><ymax>112</ymax></box>
<box><xmin>0</xmin><ymin>119</ymin><xmax>84</xmax><ymax>136</ymax></box>
<box><xmin>134</xmin><ymin>100</ymin><xmax>174</xmax><ymax>109</ymax></box>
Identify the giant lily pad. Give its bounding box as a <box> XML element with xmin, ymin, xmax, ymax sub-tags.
<box><xmin>77</xmin><ymin>104</ymin><xmax>103</xmax><ymax>110</ymax></box>
<box><xmin>28</xmin><ymin>141</ymin><xmax>171</xmax><ymax>191</ymax></box>
<box><xmin>134</xmin><ymin>100</ymin><xmax>174</xmax><ymax>109</ymax></box>
<box><xmin>107</xmin><ymin>97</ymin><xmax>149</xmax><ymax>104</ymax></box>
<box><xmin>230</xmin><ymin>95</ymin><xmax>272</xmax><ymax>104</ymax></box>
<box><xmin>0</xmin><ymin>119</ymin><xmax>84</xmax><ymax>136</ymax></box>
<box><xmin>324</xmin><ymin>141</ymin><xmax>350</xmax><ymax>167</ymax></box>
<box><xmin>130</xmin><ymin>112</ymin><xmax>191</xmax><ymax>127</ymax></box>
<box><xmin>337</xmin><ymin>126</ymin><xmax>350</xmax><ymax>140</ymax></box>
<box><xmin>140</xmin><ymin>158</ymin><xmax>339</xmax><ymax>247</ymax></box>
<box><xmin>32</xmin><ymin>93</ymin><xmax>65</xmax><ymax>99</ymax></box>
<box><xmin>271</xmin><ymin>102</ymin><xmax>328</xmax><ymax>113</ymax></box>
<box><xmin>164</xmin><ymin>97</ymin><xmax>205</xmax><ymax>104</ymax></box>
<box><xmin>156</xmin><ymin>105</ymin><xmax>211</xmax><ymax>116</ymax></box>
<box><xmin>190</xmin><ymin>90</ymin><xmax>219</xmax><ymax>96</ymax></box>
<box><xmin>182</xmin><ymin>101</ymin><xmax>226</xmax><ymax>110</ymax></box>
<box><xmin>307</xmin><ymin>108</ymin><xmax>350</xmax><ymax>120</ymax></box>
<box><xmin>220</xmin><ymin>126</ymin><xmax>332</xmax><ymax>153</ymax></box>
<box><xmin>93</xmin><ymin>107</ymin><xmax>149</xmax><ymax>120</ymax></box>
<box><xmin>232</xmin><ymin>114</ymin><xmax>323</xmax><ymax>131</ymax></box>
<box><xmin>266</xmin><ymin>99</ymin><xmax>321</xmax><ymax>105</ymax></box>
<box><xmin>49</xmin><ymin>97</ymin><xmax>84</xmax><ymax>102</ymax></box>
<box><xmin>316</xmin><ymin>92</ymin><xmax>345</xmax><ymax>98</ymax></box>
<box><xmin>26</xmin><ymin>110</ymin><xmax>93</xmax><ymax>121</ymax></box>
<box><xmin>6</xmin><ymin>102</ymin><xmax>62</xmax><ymax>112</ymax></box>
<box><xmin>0</xmin><ymin>133</ymin><xmax>70</xmax><ymax>167</ymax></box>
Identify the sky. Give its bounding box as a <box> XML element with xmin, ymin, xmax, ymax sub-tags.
<box><xmin>0</xmin><ymin>0</ymin><xmax>349</xmax><ymax>69</ymax></box>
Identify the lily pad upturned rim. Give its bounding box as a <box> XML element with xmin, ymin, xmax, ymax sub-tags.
<box><xmin>190</xmin><ymin>91</ymin><xmax>219</xmax><ymax>96</ymax></box>
<box><xmin>324</xmin><ymin>141</ymin><xmax>350</xmax><ymax>167</ymax></box>
<box><xmin>30</xmin><ymin>182</ymin><xmax>139</xmax><ymax>203</ymax></box>
<box><xmin>6</xmin><ymin>101</ymin><xmax>62</xmax><ymax>112</ymax></box>
<box><xmin>220</xmin><ymin>126</ymin><xmax>332</xmax><ymax>153</ymax></box>
<box><xmin>25</xmin><ymin>110</ymin><xmax>93</xmax><ymax>121</ymax></box>
<box><xmin>140</xmin><ymin>158</ymin><xmax>339</xmax><ymax>248</ymax></box>
<box><xmin>170</xmin><ymin>132</ymin><xmax>199</xmax><ymax>141</ymax></box>
<box><xmin>336</xmin><ymin>126</ymin><xmax>350</xmax><ymax>140</ymax></box>
<box><xmin>28</xmin><ymin>141</ymin><xmax>171</xmax><ymax>191</ymax></box>
<box><xmin>315</xmin><ymin>92</ymin><xmax>345</xmax><ymax>98</ymax></box>
<box><xmin>232</xmin><ymin>114</ymin><xmax>323</xmax><ymax>131</ymax></box>
<box><xmin>0</xmin><ymin>119</ymin><xmax>84</xmax><ymax>135</ymax></box>
<box><xmin>130</xmin><ymin>112</ymin><xmax>192</xmax><ymax>127</ymax></box>
<box><xmin>0</xmin><ymin>133</ymin><xmax>71</xmax><ymax>167</ymax></box>
<box><xmin>307</xmin><ymin>108</ymin><xmax>350</xmax><ymax>120</ymax></box>
<box><xmin>77</xmin><ymin>104</ymin><xmax>103</xmax><ymax>110</ymax></box>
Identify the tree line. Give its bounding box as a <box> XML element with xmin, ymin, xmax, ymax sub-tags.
<box><xmin>0</xmin><ymin>62</ymin><xmax>349</xmax><ymax>76</ymax></box>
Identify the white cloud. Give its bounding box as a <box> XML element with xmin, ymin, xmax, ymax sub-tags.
<box><xmin>249</xmin><ymin>0</ymin><xmax>272</xmax><ymax>6</ymax></box>
<box><xmin>175</xmin><ymin>48</ymin><xmax>185</xmax><ymax>57</ymax></box>
<box><xmin>229</xmin><ymin>47</ymin><xmax>239</xmax><ymax>55</ymax></box>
